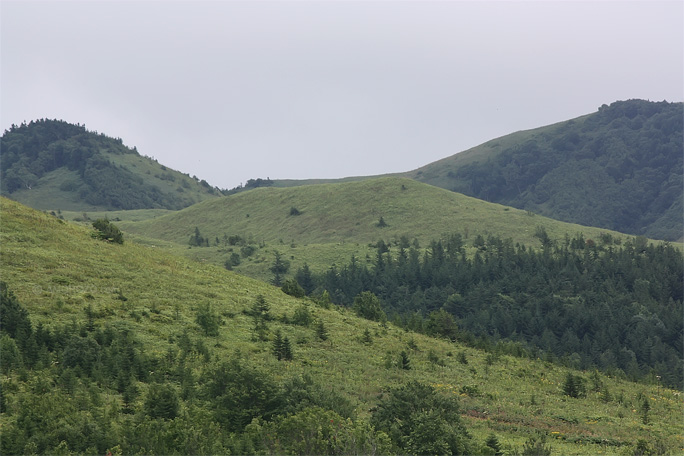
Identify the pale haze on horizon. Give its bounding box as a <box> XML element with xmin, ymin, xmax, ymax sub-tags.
<box><xmin>2</xmin><ymin>0</ymin><xmax>682</xmax><ymax>190</ymax></box>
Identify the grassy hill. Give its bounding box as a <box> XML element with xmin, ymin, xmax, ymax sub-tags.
<box><xmin>0</xmin><ymin>119</ymin><xmax>220</xmax><ymax>211</ymax></box>
<box><xmin>118</xmin><ymin>176</ymin><xmax>647</xmax><ymax>282</ymax></box>
<box><xmin>1</xmin><ymin>196</ymin><xmax>683</xmax><ymax>455</ymax></box>
<box><xmin>266</xmin><ymin>100</ymin><xmax>682</xmax><ymax>241</ymax></box>
<box><xmin>403</xmin><ymin>99</ymin><xmax>683</xmax><ymax>241</ymax></box>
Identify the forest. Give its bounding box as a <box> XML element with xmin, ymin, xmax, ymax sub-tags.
<box><xmin>299</xmin><ymin>231</ymin><xmax>683</xmax><ymax>388</ymax></box>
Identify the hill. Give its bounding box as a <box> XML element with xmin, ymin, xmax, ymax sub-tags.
<box><xmin>403</xmin><ymin>99</ymin><xmax>683</xmax><ymax>241</ymax></box>
<box><xmin>0</xmin><ymin>119</ymin><xmax>220</xmax><ymax>211</ymax></box>
<box><xmin>1</xmin><ymin>196</ymin><xmax>682</xmax><ymax>455</ymax></box>
<box><xmin>119</xmin><ymin>177</ymin><xmax>649</xmax><ymax>279</ymax></box>
<box><xmin>120</xmin><ymin>176</ymin><xmax>646</xmax><ymax>247</ymax></box>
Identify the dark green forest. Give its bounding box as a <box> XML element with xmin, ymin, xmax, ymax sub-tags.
<box><xmin>416</xmin><ymin>100</ymin><xmax>683</xmax><ymax>241</ymax></box>
<box><xmin>0</xmin><ymin>119</ymin><xmax>216</xmax><ymax>210</ymax></box>
<box><xmin>299</xmin><ymin>232</ymin><xmax>683</xmax><ymax>388</ymax></box>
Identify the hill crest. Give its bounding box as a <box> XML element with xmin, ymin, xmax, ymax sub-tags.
<box><xmin>0</xmin><ymin>119</ymin><xmax>221</xmax><ymax>211</ymax></box>
<box><xmin>403</xmin><ymin>99</ymin><xmax>683</xmax><ymax>241</ymax></box>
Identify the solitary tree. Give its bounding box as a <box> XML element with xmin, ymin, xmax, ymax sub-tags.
<box><xmin>315</xmin><ymin>320</ymin><xmax>328</xmax><ymax>341</ymax></box>
<box><xmin>399</xmin><ymin>350</ymin><xmax>411</xmax><ymax>370</ymax></box>
<box><xmin>352</xmin><ymin>291</ymin><xmax>386</xmax><ymax>322</ymax></box>
<box><xmin>270</xmin><ymin>251</ymin><xmax>290</xmax><ymax>286</ymax></box>
<box><xmin>249</xmin><ymin>295</ymin><xmax>271</xmax><ymax>340</ymax></box>
<box><xmin>196</xmin><ymin>303</ymin><xmax>220</xmax><ymax>336</ymax></box>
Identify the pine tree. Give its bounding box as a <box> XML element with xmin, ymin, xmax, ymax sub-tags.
<box><xmin>399</xmin><ymin>350</ymin><xmax>411</xmax><ymax>370</ymax></box>
<box><xmin>641</xmin><ymin>396</ymin><xmax>651</xmax><ymax>425</ymax></box>
<box><xmin>273</xmin><ymin>330</ymin><xmax>284</xmax><ymax>360</ymax></box>
<box><xmin>315</xmin><ymin>320</ymin><xmax>328</xmax><ymax>341</ymax></box>
<box><xmin>362</xmin><ymin>328</ymin><xmax>373</xmax><ymax>345</ymax></box>
<box><xmin>270</xmin><ymin>251</ymin><xmax>290</xmax><ymax>286</ymax></box>
<box><xmin>281</xmin><ymin>336</ymin><xmax>293</xmax><ymax>360</ymax></box>
<box><xmin>485</xmin><ymin>434</ymin><xmax>503</xmax><ymax>456</ymax></box>
<box><xmin>273</xmin><ymin>330</ymin><xmax>293</xmax><ymax>361</ymax></box>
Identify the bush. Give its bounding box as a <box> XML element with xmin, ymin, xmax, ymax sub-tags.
<box><xmin>352</xmin><ymin>292</ymin><xmax>386</xmax><ymax>322</ymax></box>
<box><xmin>282</xmin><ymin>279</ymin><xmax>305</xmax><ymax>298</ymax></box>
<box><xmin>195</xmin><ymin>303</ymin><xmax>220</xmax><ymax>336</ymax></box>
<box><xmin>371</xmin><ymin>381</ymin><xmax>472</xmax><ymax>455</ymax></box>
<box><xmin>92</xmin><ymin>218</ymin><xmax>123</xmax><ymax>244</ymax></box>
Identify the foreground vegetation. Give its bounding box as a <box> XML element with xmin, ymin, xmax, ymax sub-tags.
<box><xmin>1</xmin><ymin>197</ymin><xmax>682</xmax><ymax>455</ymax></box>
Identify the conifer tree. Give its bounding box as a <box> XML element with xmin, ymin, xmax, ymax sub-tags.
<box><xmin>399</xmin><ymin>350</ymin><xmax>411</xmax><ymax>370</ymax></box>
<box><xmin>315</xmin><ymin>320</ymin><xmax>328</xmax><ymax>341</ymax></box>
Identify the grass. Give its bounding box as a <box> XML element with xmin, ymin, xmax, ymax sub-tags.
<box><xmin>117</xmin><ymin>176</ymin><xmax>664</xmax><ymax>280</ymax></box>
<box><xmin>2</xmin><ymin>195</ymin><xmax>682</xmax><ymax>455</ymax></box>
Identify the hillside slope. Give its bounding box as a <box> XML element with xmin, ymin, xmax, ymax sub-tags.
<box><xmin>404</xmin><ymin>99</ymin><xmax>683</xmax><ymax>241</ymax></box>
<box><xmin>119</xmin><ymin>177</ymin><xmax>648</xmax><ymax>282</ymax></box>
<box><xmin>0</xmin><ymin>119</ymin><xmax>220</xmax><ymax>211</ymax></box>
<box><xmin>1</xmin><ymin>196</ymin><xmax>682</xmax><ymax>455</ymax></box>
<box><xmin>122</xmin><ymin>177</ymin><xmax>636</xmax><ymax>248</ymax></box>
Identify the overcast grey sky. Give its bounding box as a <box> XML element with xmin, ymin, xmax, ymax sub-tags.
<box><xmin>2</xmin><ymin>1</ymin><xmax>682</xmax><ymax>189</ymax></box>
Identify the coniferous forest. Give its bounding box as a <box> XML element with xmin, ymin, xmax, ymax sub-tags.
<box><xmin>307</xmin><ymin>232</ymin><xmax>683</xmax><ymax>388</ymax></box>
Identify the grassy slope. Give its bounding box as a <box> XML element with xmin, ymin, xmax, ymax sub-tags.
<box><xmin>103</xmin><ymin>150</ymin><xmax>219</xmax><ymax>207</ymax></box>
<box><xmin>402</xmin><ymin>120</ymin><xmax>573</xmax><ymax>187</ymax></box>
<box><xmin>119</xmin><ymin>176</ymin><xmax>644</xmax><ymax>280</ymax></box>
<box><xmin>1</xmin><ymin>196</ymin><xmax>682</xmax><ymax>454</ymax></box>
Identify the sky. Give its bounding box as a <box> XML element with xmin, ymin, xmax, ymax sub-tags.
<box><xmin>2</xmin><ymin>1</ymin><xmax>683</xmax><ymax>190</ymax></box>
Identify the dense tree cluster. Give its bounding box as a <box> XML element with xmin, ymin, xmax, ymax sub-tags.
<box><xmin>301</xmin><ymin>233</ymin><xmax>683</xmax><ymax>388</ymax></box>
<box><xmin>431</xmin><ymin>100</ymin><xmax>683</xmax><ymax>240</ymax></box>
<box><xmin>0</xmin><ymin>119</ymin><xmax>216</xmax><ymax>210</ymax></box>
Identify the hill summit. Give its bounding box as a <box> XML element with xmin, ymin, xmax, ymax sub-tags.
<box><xmin>404</xmin><ymin>99</ymin><xmax>683</xmax><ymax>241</ymax></box>
<box><xmin>1</xmin><ymin>119</ymin><xmax>220</xmax><ymax>211</ymax></box>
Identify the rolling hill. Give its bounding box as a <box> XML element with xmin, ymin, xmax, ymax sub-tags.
<box><xmin>265</xmin><ymin>100</ymin><xmax>682</xmax><ymax>241</ymax></box>
<box><xmin>1</xmin><ymin>196</ymin><xmax>682</xmax><ymax>455</ymax></box>
<box><xmin>0</xmin><ymin>119</ymin><xmax>221</xmax><ymax>211</ymax></box>
<box><xmin>115</xmin><ymin>177</ymin><xmax>683</xmax><ymax>390</ymax></box>
<box><xmin>118</xmin><ymin>176</ymin><xmax>650</xmax><ymax>280</ymax></box>
<box><xmin>403</xmin><ymin>99</ymin><xmax>683</xmax><ymax>241</ymax></box>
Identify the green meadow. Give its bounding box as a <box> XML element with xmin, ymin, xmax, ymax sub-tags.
<box><xmin>116</xmin><ymin>177</ymin><xmax>654</xmax><ymax>282</ymax></box>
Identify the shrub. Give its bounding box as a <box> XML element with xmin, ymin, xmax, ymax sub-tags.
<box><xmin>92</xmin><ymin>218</ymin><xmax>123</xmax><ymax>244</ymax></box>
<box><xmin>281</xmin><ymin>279</ymin><xmax>305</xmax><ymax>298</ymax></box>
<box><xmin>195</xmin><ymin>303</ymin><xmax>220</xmax><ymax>336</ymax></box>
<box><xmin>371</xmin><ymin>381</ymin><xmax>472</xmax><ymax>455</ymax></box>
